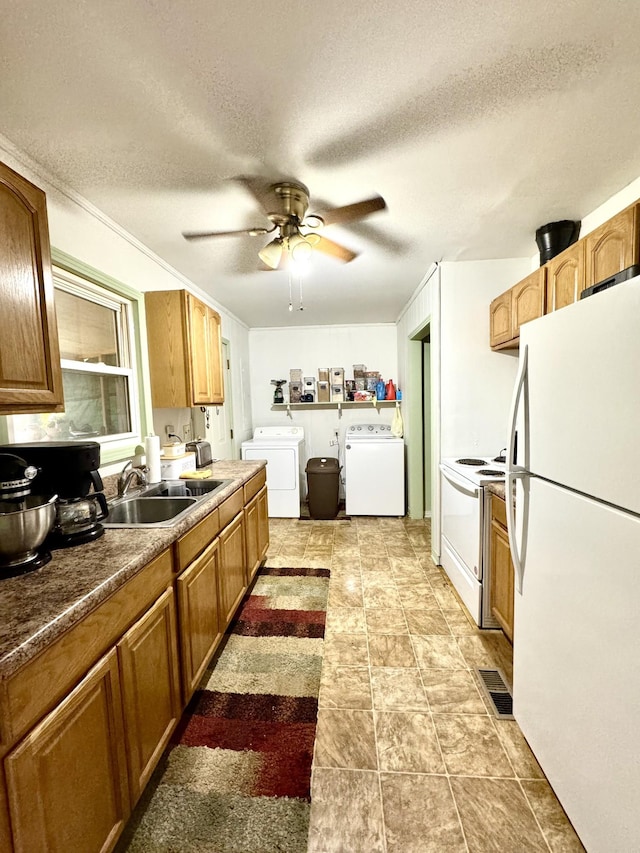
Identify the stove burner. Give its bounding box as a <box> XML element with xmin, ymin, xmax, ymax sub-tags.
<box><xmin>456</xmin><ymin>458</ymin><xmax>487</xmax><ymax>466</ymax></box>
<box><xmin>477</xmin><ymin>469</ymin><xmax>505</xmax><ymax>477</ymax></box>
<box><xmin>493</xmin><ymin>456</ymin><xmax>506</xmax><ymax>463</ymax></box>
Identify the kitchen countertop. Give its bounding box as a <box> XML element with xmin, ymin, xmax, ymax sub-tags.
<box><xmin>485</xmin><ymin>481</ymin><xmax>506</xmax><ymax>500</ymax></box>
<box><xmin>0</xmin><ymin>460</ymin><xmax>265</xmax><ymax>680</ymax></box>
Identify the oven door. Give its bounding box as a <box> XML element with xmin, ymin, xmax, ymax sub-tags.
<box><xmin>439</xmin><ymin>465</ymin><xmax>482</xmax><ymax>580</ymax></box>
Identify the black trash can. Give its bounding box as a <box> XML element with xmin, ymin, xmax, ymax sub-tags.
<box><xmin>306</xmin><ymin>457</ymin><xmax>341</xmax><ymax>519</ymax></box>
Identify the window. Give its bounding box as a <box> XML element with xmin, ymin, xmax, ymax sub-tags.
<box><xmin>8</xmin><ymin>266</ymin><xmax>143</xmax><ymax>454</ymax></box>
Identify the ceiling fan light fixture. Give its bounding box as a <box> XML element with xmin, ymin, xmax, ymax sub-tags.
<box><xmin>258</xmin><ymin>237</ymin><xmax>283</xmax><ymax>269</ymax></box>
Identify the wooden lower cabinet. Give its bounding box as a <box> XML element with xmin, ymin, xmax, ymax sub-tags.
<box><xmin>1</xmin><ymin>476</ymin><xmax>269</xmax><ymax>852</ymax></box>
<box><xmin>245</xmin><ymin>485</ymin><xmax>269</xmax><ymax>584</ymax></box>
<box><xmin>489</xmin><ymin>496</ymin><xmax>515</xmax><ymax>642</ymax></box>
<box><xmin>177</xmin><ymin>538</ymin><xmax>223</xmax><ymax>702</ymax></box>
<box><xmin>219</xmin><ymin>511</ymin><xmax>247</xmax><ymax>626</ymax></box>
<box><xmin>5</xmin><ymin>649</ymin><xmax>130</xmax><ymax>853</ymax></box>
<box><xmin>117</xmin><ymin>587</ymin><xmax>181</xmax><ymax>804</ymax></box>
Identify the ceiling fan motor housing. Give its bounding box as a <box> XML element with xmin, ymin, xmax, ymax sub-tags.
<box><xmin>267</xmin><ymin>181</ymin><xmax>310</xmax><ymax>226</ymax></box>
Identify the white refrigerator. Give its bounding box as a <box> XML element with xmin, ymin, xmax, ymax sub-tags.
<box><xmin>506</xmin><ymin>276</ymin><xmax>640</xmax><ymax>853</ymax></box>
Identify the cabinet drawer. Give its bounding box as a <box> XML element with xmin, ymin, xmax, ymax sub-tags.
<box><xmin>175</xmin><ymin>508</ymin><xmax>220</xmax><ymax>571</ymax></box>
<box><xmin>244</xmin><ymin>468</ymin><xmax>266</xmax><ymax>503</ymax></box>
<box><xmin>218</xmin><ymin>488</ymin><xmax>243</xmax><ymax>528</ymax></box>
<box><xmin>491</xmin><ymin>494</ymin><xmax>507</xmax><ymax>528</ymax></box>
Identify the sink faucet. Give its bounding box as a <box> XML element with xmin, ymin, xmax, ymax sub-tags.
<box><xmin>117</xmin><ymin>461</ymin><xmax>149</xmax><ymax>497</ymax></box>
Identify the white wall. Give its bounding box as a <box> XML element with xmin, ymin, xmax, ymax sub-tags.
<box><xmin>439</xmin><ymin>258</ymin><xmax>531</xmax><ymax>457</ymax></box>
<box><xmin>0</xmin><ymin>136</ymin><xmax>252</xmax><ymax>461</ymax></box>
<box><xmin>248</xmin><ymin>324</ymin><xmax>398</xmax><ymax>475</ymax></box>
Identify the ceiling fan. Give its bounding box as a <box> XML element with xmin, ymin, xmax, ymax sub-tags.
<box><xmin>182</xmin><ymin>178</ymin><xmax>386</xmax><ymax>269</ymax></box>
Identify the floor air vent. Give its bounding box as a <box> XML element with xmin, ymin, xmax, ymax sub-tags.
<box><xmin>476</xmin><ymin>668</ymin><xmax>514</xmax><ymax>719</ymax></box>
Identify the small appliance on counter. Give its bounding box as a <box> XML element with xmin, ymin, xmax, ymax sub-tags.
<box><xmin>0</xmin><ymin>452</ymin><xmax>58</xmax><ymax>576</ymax></box>
<box><xmin>0</xmin><ymin>441</ymin><xmax>109</xmax><ymax>548</ymax></box>
<box><xmin>185</xmin><ymin>438</ymin><xmax>213</xmax><ymax>468</ymax></box>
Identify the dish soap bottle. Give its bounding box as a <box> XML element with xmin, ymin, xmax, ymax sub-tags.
<box><xmin>385</xmin><ymin>379</ymin><xmax>396</xmax><ymax>400</ymax></box>
<box><xmin>376</xmin><ymin>378</ymin><xmax>386</xmax><ymax>400</ymax></box>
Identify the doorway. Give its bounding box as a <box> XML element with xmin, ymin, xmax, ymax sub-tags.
<box><xmin>194</xmin><ymin>340</ymin><xmax>234</xmax><ymax>460</ymax></box>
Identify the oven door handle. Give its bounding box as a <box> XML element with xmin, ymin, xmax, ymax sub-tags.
<box><xmin>439</xmin><ymin>465</ymin><xmax>481</xmax><ymax>497</ymax></box>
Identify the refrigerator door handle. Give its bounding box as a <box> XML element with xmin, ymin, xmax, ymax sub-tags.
<box><xmin>507</xmin><ymin>470</ymin><xmax>527</xmax><ymax>593</ymax></box>
<box><xmin>507</xmin><ymin>343</ymin><xmax>529</xmax><ymax>593</ymax></box>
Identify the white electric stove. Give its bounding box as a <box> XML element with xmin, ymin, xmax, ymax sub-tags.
<box><xmin>439</xmin><ymin>455</ymin><xmax>506</xmax><ymax>627</ymax></box>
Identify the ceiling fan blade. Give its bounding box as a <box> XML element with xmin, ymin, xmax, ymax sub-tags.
<box><xmin>311</xmin><ymin>195</ymin><xmax>386</xmax><ymax>227</ymax></box>
<box><xmin>314</xmin><ymin>236</ymin><xmax>358</xmax><ymax>263</ymax></box>
<box><xmin>182</xmin><ymin>227</ymin><xmax>271</xmax><ymax>241</ymax></box>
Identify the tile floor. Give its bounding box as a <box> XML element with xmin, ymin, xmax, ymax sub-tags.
<box><xmin>266</xmin><ymin>514</ymin><xmax>585</xmax><ymax>853</ymax></box>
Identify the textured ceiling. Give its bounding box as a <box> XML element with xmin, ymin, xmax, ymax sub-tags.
<box><xmin>2</xmin><ymin>0</ymin><xmax>640</xmax><ymax>327</ymax></box>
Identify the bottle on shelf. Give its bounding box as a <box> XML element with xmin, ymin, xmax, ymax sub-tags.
<box><xmin>385</xmin><ymin>379</ymin><xmax>396</xmax><ymax>400</ymax></box>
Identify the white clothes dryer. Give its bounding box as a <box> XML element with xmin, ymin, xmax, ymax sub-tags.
<box><xmin>241</xmin><ymin>426</ymin><xmax>305</xmax><ymax>518</ymax></box>
<box><xmin>344</xmin><ymin>423</ymin><xmax>405</xmax><ymax>516</ymax></box>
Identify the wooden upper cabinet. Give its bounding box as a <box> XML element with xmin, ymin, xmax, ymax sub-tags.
<box><xmin>585</xmin><ymin>204</ymin><xmax>640</xmax><ymax>287</ymax></box>
<box><xmin>546</xmin><ymin>240</ymin><xmax>585</xmax><ymax>312</ymax></box>
<box><xmin>511</xmin><ymin>267</ymin><xmax>546</xmax><ymax>337</ymax></box>
<box><xmin>489</xmin><ymin>291</ymin><xmax>513</xmax><ymax>348</ymax></box>
<box><xmin>145</xmin><ymin>289</ymin><xmax>224</xmax><ymax>408</ymax></box>
<box><xmin>0</xmin><ymin>160</ymin><xmax>63</xmax><ymax>413</ymax></box>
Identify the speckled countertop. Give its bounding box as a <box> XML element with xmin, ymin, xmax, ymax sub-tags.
<box><xmin>0</xmin><ymin>460</ymin><xmax>265</xmax><ymax>680</ymax></box>
<box><xmin>485</xmin><ymin>481</ymin><xmax>506</xmax><ymax>500</ymax></box>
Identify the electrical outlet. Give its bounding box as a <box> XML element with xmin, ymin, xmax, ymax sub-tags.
<box><xmin>165</xmin><ymin>424</ymin><xmax>174</xmax><ymax>437</ymax></box>
<box><xmin>183</xmin><ymin>423</ymin><xmax>192</xmax><ymax>440</ymax></box>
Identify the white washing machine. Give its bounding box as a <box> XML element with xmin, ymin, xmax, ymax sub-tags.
<box><xmin>344</xmin><ymin>423</ymin><xmax>405</xmax><ymax>516</ymax></box>
<box><xmin>241</xmin><ymin>426</ymin><xmax>305</xmax><ymax>518</ymax></box>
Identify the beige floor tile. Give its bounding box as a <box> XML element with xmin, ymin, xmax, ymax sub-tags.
<box><xmin>314</xmin><ymin>709</ymin><xmax>377</xmax><ymax>769</ymax></box>
<box><xmin>363</xmin><ymin>585</ymin><xmax>403</xmax><ymax>609</ymax></box>
<box><xmin>308</xmin><ymin>768</ymin><xmax>385</xmax><ymax>853</ymax></box>
<box><xmin>370</xmin><ymin>667</ymin><xmax>429</xmax><ymax>711</ymax></box>
<box><xmin>521</xmin><ymin>780</ymin><xmax>586</xmax><ymax>852</ymax></box>
<box><xmin>405</xmin><ymin>609</ymin><xmax>451</xmax><ymax>635</ymax></box>
<box><xmin>319</xmin><ymin>665</ymin><xmax>372</xmax><ymax>710</ymax></box>
<box><xmin>365</xmin><ymin>608</ymin><xmax>408</xmax><ymax>635</ymax></box>
<box><xmin>442</xmin><ymin>606</ymin><xmax>479</xmax><ymax>635</ymax></box>
<box><xmin>456</xmin><ymin>633</ymin><xmax>514</xmax><ymax>683</ymax></box>
<box><xmin>328</xmin><ymin>579</ymin><xmax>363</xmax><ymax>608</ymax></box>
<box><xmin>380</xmin><ymin>773</ymin><xmax>466</xmax><ymax>853</ymax></box>
<box><xmin>433</xmin><ymin>714</ymin><xmax>514</xmax><ymax>777</ymax></box>
<box><xmin>324</xmin><ymin>606</ymin><xmax>366</xmax><ymax>634</ymax></box>
<box><xmin>450</xmin><ymin>777</ymin><xmax>549</xmax><ymax>852</ymax></box>
<box><xmin>492</xmin><ymin>719</ymin><xmax>545</xmax><ymax>779</ymax></box>
<box><xmin>420</xmin><ymin>668</ymin><xmax>488</xmax><ymax>715</ymax></box>
<box><xmin>368</xmin><ymin>634</ymin><xmax>416</xmax><ymax>667</ymax></box>
<box><xmin>323</xmin><ymin>632</ymin><xmax>369</xmax><ymax>666</ymax></box>
<box><xmin>375</xmin><ymin>711</ymin><xmax>445</xmax><ymax>773</ymax></box>
<box><xmin>411</xmin><ymin>635</ymin><xmax>468</xmax><ymax>669</ymax></box>
<box><xmin>397</xmin><ymin>586</ymin><xmax>438</xmax><ymax>609</ymax></box>
<box><xmin>359</xmin><ymin>556</ymin><xmax>392</xmax><ymax>572</ymax></box>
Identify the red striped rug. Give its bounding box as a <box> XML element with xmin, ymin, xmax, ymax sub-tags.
<box><xmin>120</xmin><ymin>565</ymin><xmax>330</xmax><ymax>853</ymax></box>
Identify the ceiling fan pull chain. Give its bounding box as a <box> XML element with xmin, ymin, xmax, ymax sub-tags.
<box><xmin>298</xmin><ymin>271</ymin><xmax>304</xmax><ymax>311</ymax></box>
<box><xmin>288</xmin><ymin>266</ymin><xmax>293</xmax><ymax>312</ymax></box>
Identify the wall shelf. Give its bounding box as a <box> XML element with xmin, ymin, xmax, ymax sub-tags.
<box><xmin>271</xmin><ymin>400</ymin><xmax>400</xmax><ymax>418</ymax></box>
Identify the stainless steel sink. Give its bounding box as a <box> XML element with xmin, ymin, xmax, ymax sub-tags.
<box><xmin>104</xmin><ymin>478</ymin><xmax>233</xmax><ymax>528</ymax></box>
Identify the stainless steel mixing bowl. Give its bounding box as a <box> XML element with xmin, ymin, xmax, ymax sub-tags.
<box><xmin>0</xmin><ymin>494</ymin><xmax>57</xmax><ymax>566</ymax></box>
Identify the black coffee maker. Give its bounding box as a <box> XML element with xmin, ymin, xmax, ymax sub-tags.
<box><xmin>0</xmin><ymin>441</ymin><xmax>109</xmax><ymax>547</ymax></box>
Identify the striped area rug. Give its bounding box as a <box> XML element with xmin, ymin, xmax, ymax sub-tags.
<box><xmin>120</xmin><ymin>566</ymin><xmax>330</xmax><ymax>853</ymax></box>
